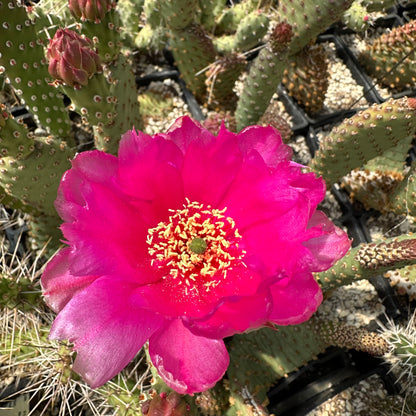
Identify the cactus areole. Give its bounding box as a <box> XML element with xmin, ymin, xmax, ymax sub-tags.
<box><xmin>41</xmin><ymin>116</ymin><xmax>350</xmax><ymax>394</ymax></box>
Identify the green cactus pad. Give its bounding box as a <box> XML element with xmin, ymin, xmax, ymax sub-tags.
<box><xmin>282</xmin><ymin>43</ymin><xmax>329</xmax><ymax>115</ymax></box>
<box><xmin>205</xmin><ymin>53</ymin><xmax>246</xmax><ymax>111</ymax></box>
<box><xmin>0</xmin><ymin>135</ymin><xmax>73</xmax><ymax>216</ymax></box>
<box><xmin>274</xmin><ymin>0</ymin><xmax>354</xmax><ymax>56</ymax></box>
<box><xmin>0</xmin><ymin>0</ymin><xmax>71</xmax><ymax>137</ymax></box>
<box><xmin>169</xmin><ymin>24</ymin><xmax>216</xmax><ymax>100</ymax></box>
<box><xmin>234</xmin><ymin>23</ymin><xmax>293</xmax><ymax>130</ymax></box>
<box><xmin>59</xmin><ymin>55</ymin><xmax>142</xmax><ymax>155</ymax></box>
<box><xmin>316</xmin><ymin>234</ymin><xmax>416</xmax><ymax>291</ymax></box>
<box><xmin>215</xmin><ymin>11</ymin><xmax>269</xmax><ymax>54</ymax></box>
<box><xmin>360</xmin><ymin>20</ymin><xmax>416</xmax><ymax>91</ymax></box>
<box><xmin>310</xmin><ymin>97</ymin><xmax>416</xmax><ymax>187</ymax></box>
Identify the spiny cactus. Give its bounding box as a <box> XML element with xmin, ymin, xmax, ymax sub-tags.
<box><xmin>273</xmin><ymin>0</ymin><xmax>354</xmax><ymax>56</ymax></box>
<box><xmin>385</xmin><ymin>266</ymin><xmax>416</xmax><ymax>301</ymax></box>
<box><xmin>47</xmin><ymin>28</ymin><xmax>142</xmax><ymax>154</ymax></box>
<box><xmin>214</xmin><ymin>10</ymin><xmax>269</xmax><ymax>54</ymax></box>
<box><xmin>341</xmin><ymin>1</ymin><xmax>371</xmax><ymax>33</ymax></box>
<box><xmin>235</xmin><ymin>22</ymin><xmax>294</xmax><ymax>130</ymax></box>
<box><xmin>282</xmin><ymin>43</ymin><xmax>329</xmax><ymax>115</ymax></box>
<box><xmin>379</xmin><ymin>312</ymin><xmax>416</xmax><ymax>397</ymax></box>
<box><xmin>310</xmin><ymin>97</ymin><xmax>416</xmax><ymax>187</ymax></box>
<box><xmin>360</xmin><ymin>20</ymin><xmax>416</xmax><ymax>91</ymax></box>
<box><xmin>341</xmin><ymin>134</ymin><xmax>413</xmax><ymax>212</ymax></box>
<box><xmin>316</xmin><ymin>234</ymin><xmax>416</xmax><ymax>291</ymax></box>
<box><xmin>205</xmin><ymin>54</ymin><xmax>246</xmax><ymax>110</ymax></box>
<box><xmin>169</xmin><ymin>24</ymin><xmax>217</xmax><ymax>100</ymax></box>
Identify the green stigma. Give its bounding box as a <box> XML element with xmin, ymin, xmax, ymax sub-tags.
<box><xmin>189</xmin><ymin>237</ymin><xmax>207</xmax><ymax>254</ymax></box>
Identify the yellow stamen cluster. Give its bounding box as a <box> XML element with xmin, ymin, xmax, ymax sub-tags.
<box><xmin>147</xmin><ymin>199</ymin><xmax>244</xmax><ymax>290</ymax></box>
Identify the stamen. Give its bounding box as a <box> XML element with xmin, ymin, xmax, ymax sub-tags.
<box><xmin>147</xmin><ymin>200</ymin><xmax>244</xmax><ymax>291</ymax></box>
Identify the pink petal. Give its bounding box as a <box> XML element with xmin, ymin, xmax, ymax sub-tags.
<box><xmin>241</xmin><ymin>197</ymin><xmax>313</xmax><ymax>277</ymax></box>
<box><xmin>118</xmin><ymin>130</ymin><xmax>185</xmax><ymax>222</ymax></box>
<box><xmin>41</xmin><ymin>247</ymin><xmax>98</xmax><ymax>313</ymax></box>
<box><xmin>149</xmin><ymin>319</ymin><xmax>229</xmax><ymax>394</ymax></box>
<box><xmin>50</xmin><ymin>277</ymin><xmax>165</xmax><ymax>388</ymax></box>
<box><xmin>302</xmin><ymin>211</ymin><xmax>351</xmax><ymax>272</ymax></box>
<box><xmin>58</xmin><ymin>167</ymin><xmax>151</xmax><ymax>277</ymax></box>
<box><xmin>268</xmin><ymin>271</ymin><xmax>323</xmax><ymax>325</ymax></box>
<box><xmin>183</xmin><ymin>291</ymin><xmax>273</xmax><ymax>339</ymax></box>
<box><xmin>221</xmin><ymin>153</ymin><xmax>301</xmax><ymax>230</ymax></box>
<box><xmin>131</xmin><ymin>265</ymin><xmax>263</xmax><ymax>319</ymax></box>
<box><xmin>161</xmin><ymin>116</ymin><xmax>214</xmax><ymax>154</ymax></box>
<box><xmin>236</xmin><ymin>124</ymin><xmax>293</xmax><ymax>168</ymax></box>
<box><xmin>181</xmin><ymin>131</ymin><xmax>242</xmax><ymax>206</ymax></box>
<box><xmin>55</xmin><ymin>150</ymin><xmax>119</xmax><ymax>222</ymax></box>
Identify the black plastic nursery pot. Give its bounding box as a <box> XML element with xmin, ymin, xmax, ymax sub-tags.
<box><xmin>267</xmin><ymin>347</ymin><xmax>401</xmax><ymax>416</ymax></box>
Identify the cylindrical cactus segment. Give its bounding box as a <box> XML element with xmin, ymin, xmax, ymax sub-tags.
<box><xmin>234</xmin><ymin>22</ymin><xmax>293</xmax><ymax>130</ymax></box>
<box><xmin>310</xmin><ymin>97</ymin><xmax>416</xmax><ymax>187</ymax></box>
<box><xmin>360</xmin><ymin>20</ymin><xmax>416</xmax><ymax>91</ymax></box>
<box><xmin>169</xmin><ymin>24</ymin><xmax>217</xmax><ymax>100</ymax></box>
<box><xmin>59</xmin><ymin>54</ymin><xmax>143</xmax><ymax>155</ymax></box>
<box><xmin>274</xmin><ymin>0</ymin><xmax>354</xmax><ymax>56</ymax></box>
<box><xmin>316</xmin><ymin>235</ymin><xmax>416</xmax><ymax>291</ymax></box>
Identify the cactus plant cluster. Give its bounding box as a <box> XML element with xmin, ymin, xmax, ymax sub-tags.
<box><xmin>360</xmin><ymin>20</ymin><xmax>416</xmax><ymax>91</ymax></box>
<box><xmin>4</xmin><ymin>0</ymin><xmax>416</xmax><ymax>414</ymax></box>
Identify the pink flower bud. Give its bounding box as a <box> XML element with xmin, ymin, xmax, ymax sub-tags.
<box><xmin>68</xmin><ymin>0</ymin><xmax>114</xmax><ymax>23</ymax></box>
<box><xmin>46</xmin><ymin>28</ymin><xmax>102</xmax><ymax>88</ymax></box>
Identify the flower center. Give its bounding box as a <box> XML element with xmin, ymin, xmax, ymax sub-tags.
<box><xmin>147</xmin><ymin>199</ymin><xmax>244</xmax><ymax>292</ymax></box>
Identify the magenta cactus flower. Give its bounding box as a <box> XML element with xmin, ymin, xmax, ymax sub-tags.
<box><xmin>41</xmin><ymin>116</ymin><xmax>350</xmax><ymax>394</ymax></box>
<box><xmin>47</xmin><ymin>28</ymin><xmax>101</xmax><ymax>88</ymax></box>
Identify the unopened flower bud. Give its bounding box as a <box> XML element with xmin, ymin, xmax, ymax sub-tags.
<box><xmin>47</xmin><ymin>28</ymin><xmax>102</xmax><ymax>88</ymax></box>
<box><xmin>68</xmin><ymin>0</ymin><xmax>114</xmax><ymax>23</ymax></box>
<box><xmin>269</xmin><ymin>22</ymin><xmax>293</xmax><ymax>53</ymax></box>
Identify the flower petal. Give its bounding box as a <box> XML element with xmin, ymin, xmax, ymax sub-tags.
<box><xmin>162</xmin><ymin>116</ymin><xmax>214</xmax><ymax>154</ymax></box>
<box><xmin>149</xmin><ymin>319</ymin><xmax>229</xmax><ymax>394</ymax></box>
<box><xmin>236</xmin><ymin>124</ymin><xmax>293</xmax><ymax>168</ymax></box>
<box><xmin>41</xmin><ymin>247</ymin><xmax>98</xmax><ymax>313</ymax></box>
<box><xmin>183</xmin><ymin>291</ymin><xmax>273</xmax><ymax>339</ymax></box>
<box><xmin>50</xmin><ymin>277</ymin><xmax>165</xmax><ymax>388</ymax></box>
<box><xmin>181</xmin><ymin>128</ymin><xmax>242</xmax><ymax>206</ymax></box>
<box><xmin>302</xmin><ymin>210</ymin><xmax>351</xmax><ymax>272</ymax></box>
<box><xmin>268</xmin><ymin>271</ymin><xmax>323</xmax><ymax>325</ymax></box>
<box><xmin>58</xmin><ymin>158</ymin><xmax>151</xmax><ymax>277</ymax></box>
<box><xmin>221</xmin><ymin>153</ymin><xmax>301</xmax><ymax>230</ymax></box>
<box><xmin>118</xmin><ymin>130</ymin><xmax>185</xmax><ymax>222</ymax></box>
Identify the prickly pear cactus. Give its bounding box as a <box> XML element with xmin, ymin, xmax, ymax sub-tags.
<box><xmin>341</xmin><ymin>134</ymin><xmax>413</xmax><ymax>212</ymax></box>
<box><xmin>235</xmin><ymin>22</ymin><xmax>294</xmax><ymax>130</ymax></box>
<box><xmin>316</xmin><ymin>235</ymin><xmax>416</xmax><ymax>291</ymax></box>
<box><xmin>282</xmin><ymin>43</ymin><xmax>329</xmax><ymax>115</ymax></box>
<box><xmin>169</xmin><ymin>24</ymin><xmax>217</xmax><ymax>100</ymax></box>
<box><xmin>205</xmin><ymin>54</ymin><xmax>246</xmax><ymax>110</ymax></box>
<box><xmin>214</xmin><ymin>10</ymin><xmax>269</xmax><ymax>54</ymax></box>
<box><xmin>273</xmin><ymin>0</ymin><xmax>354</xmax><ymax>56</ymax></box>
<box><xmin>341</xmin><ymin>0</ymin><xmax>371</xmax><ymax>33</ymax></box>
<box><xmin>310</xmin><ymin>97</ymin><xmax>416</xmax><ymax>187</ymax></box>
<box><xmin>0</xmin><ymin>0</ymin><xmax>71</xmax><ymax>137</ymax></box>
<box><xmin>360</xmin><ymin>20</ymin><xmax>416</xmax><ymax>91</ymax></box>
